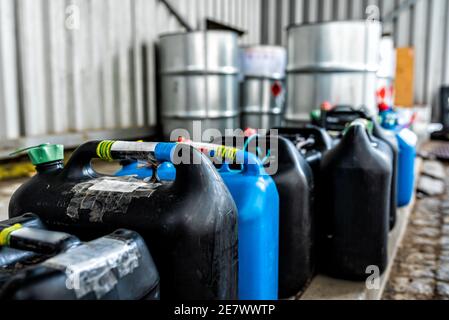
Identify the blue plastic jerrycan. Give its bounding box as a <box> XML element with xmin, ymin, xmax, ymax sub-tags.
<box><xmin>380</xmin><ymin>112</ymin><xmax>418</xmax><ymax>207</ymax></box>
<box><xmin>116</xmin><ymin>160</ymin><xmax>176</xmax><ymax>181</ymax></box>
<box><xmin>218</xmin><ymin>151</ymin><xmax>279</xmax><ymax>300</ymax></box>
<box><xmin>396</xmin><ymin>128</ymin><xmax>417</xmax><ymax>207</ymax></box>
<box><xmin>116</xmin><ymin>146</ymin><xmax>280</xmax><ymax>300</ymax></box>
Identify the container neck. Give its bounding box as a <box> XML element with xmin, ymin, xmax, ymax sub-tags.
<box><xmin>35</xmin><ymin>160</ymin><xmax>64</xmax><ymax>173</ymax></box>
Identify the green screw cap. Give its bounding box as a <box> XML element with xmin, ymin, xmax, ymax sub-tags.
<box><xmin>10</xmin><ymin>144</ymin><xmax>64</xmax><ymax>166</ymax></box>
<box><xmin>310</xmin><ymin>109</ymin><xmax>321</xmax><ymax>121</ymax></box>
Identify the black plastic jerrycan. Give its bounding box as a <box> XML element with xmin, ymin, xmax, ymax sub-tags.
<box><xmin>0</xmin><ymin>216</ymin><xmax>159</xmax><ymax>300</ymax></box>
<box><xmin>318</xmin><ymin>120</ymin><xmax>392</xmax><ymax>280</ymax></box>
<box><xmin>313</xmin><ymin>106</ymin><xmax>399</xmax><ymax>230</ymax></box>
<box><xmin>343</xmin><ymin>122</ymin><xmax>398</xmax><ymax>231</ymax></box>
<box><xmin>333</xmin><ymin>123</ymin><xmax>399</xmax><ymax>231</ymax></box>
<box><xmin>312</xmin><ymin>105</ymin><xmax>368</xmax><ymax>132</ymax></box>
<box><xmin>0</xmin><ymin>213</ymin><xmax>50</xmax><ymax>268</ymax></box>
<box><xmin>274</xmin><ymin>125</ymin><xmax>333</xmax><ymax>178</ymax></box>
<box><xmin>0</xmin><ymin>213</ymin><xmax>80</xmax><ymax>254</ymax></box>
<box><xmin>245</xmin><ymin>135</ymin><xmax>315</xmax><ymax>298</ymax></box>
<box><xmin>372</xmin><ymin>120</ymin><xmax>399</xmax><ymax>230</ymax></box>
<box><xmin>8</xmin><ymin>141</ymin><xmax>238</xmax><ymax>300</ymax></box>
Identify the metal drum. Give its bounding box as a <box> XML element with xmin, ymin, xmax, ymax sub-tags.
<box><xmin>240</xmin><ymin>46</ymin><xmax>287</xmax><ymax>130</ymax></box>
<box><xmin>159</xmin><ymin>31</ymin><xmax>240</xmax><ymax>140</ymax></box>
<box><xmin>287</xmin><ymin>72</ymin><xmax>378</xmax><ymax>122</ymax></box>
<box><xmin>377</xmin><ymin>35</ymin><xmax>396</xmax><ymax>108</ymax></box>
<box><xmin>285</xmin><ymin>21</ymin><xmax>381</xmax><ymax>124</ymax></box>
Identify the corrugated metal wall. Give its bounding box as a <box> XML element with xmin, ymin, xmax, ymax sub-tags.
<box><xmin>0</xmin><ymin>0</ymin><xmax>20</xmax><ymax>141</ymax></box>
<box><xmin>1</xmin><ymin>0</ymin><xmax>448</xmax><ymax>154</ymax></box>
<box><xmin>0</xmin><ymin>0</ymin><xmax>261</xmax><ymax>155</ymax></box>
<box><xmin>261</xmin><ymin>0</ymin><xmax>449</xmax><ymax>120</ymax></box>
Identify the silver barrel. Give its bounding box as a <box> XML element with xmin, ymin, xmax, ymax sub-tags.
<box><xmin>377</xmin><ymin>35</ymin><xmax>396</xmax><ymax>108</ymax></box>
<box><xmin>240</xmin><ymin>45</ymin><xmax>287</xmax><ymax>130</ymax></box>
<box><xmin>285</xmin><ymin>20</ymin><xmax>381</xmax><ymax>124</ymax></box>
<box><xmin>159</xmin><ymin>31</ymin><xmax>240</xmax><ymax>140</ymax></box>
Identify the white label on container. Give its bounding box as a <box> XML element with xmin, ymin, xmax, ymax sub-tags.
<box><xmin>241</xmin><ymin>46</ymin><xmax>287</xmax><ymax>78</ymax></box>
<box><xmin>88</xmin><ymin>179</ymin><xmax>149</xmax><ymax>193</ymax></box>
<box><xmin>111</xmin><ymin>141</ymin><xmax>158</xmax><ymax>153</ymax></box>
<box><xmin>43</xmin><ymin>237</ymin><xmax>141</xmax><ymax>299</ymax></box>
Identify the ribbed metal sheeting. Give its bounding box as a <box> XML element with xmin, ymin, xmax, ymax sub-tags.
<box><xmin>0</xmin><ymin>0</ymin><xmax>262</xmax><ymax>156</ymax></box>
<box><xmin>261</xmin><ymin>0</ymin><xmax>449</xmax><ymax>120</ymax></box>
<box><xmin>240</xmin><ymin>45</ymin><xmax>287</xmax><ymax>130</ymax></box>
<box><xmin>285</xmin><ymin>20</ymin><xmax>381</xmax><ymax>123</ymax></box>
<box><xmin>0</xmin><ymin>0</ymin><xmax>20</xmax><ymax>142</ymax></box>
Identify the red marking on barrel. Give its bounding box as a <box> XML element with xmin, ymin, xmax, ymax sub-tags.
<box><xmin>271</xmin><ymin>81</ymin><xmax>282</xmax><ymax>97</ymax></box>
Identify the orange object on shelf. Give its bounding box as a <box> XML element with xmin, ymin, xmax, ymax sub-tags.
<box><xmin>394</xmin><ymin>48</ymin><xmax>415</xmax><ymax>107</ymax></box>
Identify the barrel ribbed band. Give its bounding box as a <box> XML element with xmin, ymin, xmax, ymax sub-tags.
<box><xmin>0</xmin><ymin>223</ymin><xmax>22</xmax><ymax>246</ymax></box>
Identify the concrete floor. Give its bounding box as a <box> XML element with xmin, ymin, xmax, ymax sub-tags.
<box><xmin>383</xmin><ymin>161</ymin><xmax>449</xmax><ymax>299</ymax></box>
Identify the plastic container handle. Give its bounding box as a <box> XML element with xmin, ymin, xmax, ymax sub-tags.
<box><xmin>345</xmin><ymin>119</ymin><xmax>374</xmax><ymax>136</ymax></box>
<box><xmin>62</xmin><ymin>141</ymin><xmax>177</xmax><ymax>180</ymax></box>
<box><xmin>231</xmin><ymin>150</ymin><xmax>264</xmax><ymax>176</ymax></box>
<box><xmin>180</xmin><ymin>141</ymin><xmax>264</xmax><ymax>176</ymax></box>
<box><xmin>95</xmin><ymin>140</ymin><xmax>175</xmax><ymax>163</ymax></box>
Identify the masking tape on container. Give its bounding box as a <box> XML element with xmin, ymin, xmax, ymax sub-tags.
<box><xmin>214</xmin><ymin>145</ymin><xmax>238</xmax><ymax>161</ymax></box>
<box><xmin>183</xmin><ymin>142</ymin><xmax>238</xmax><ymax>161</ymax></box>
<box><xmin>96</xmin><ymin>141</ymin><xmax>115</xmax><ymax>161</ymax></box>
<box><xmin>42</xmin><ymin>236</ymin><xmax>141</xmax><ymax>299</ymax></box>
<box><xmin>0</xmin><ymin>223</ymin><xmax>22</xmax><ymax>246</ymax></box>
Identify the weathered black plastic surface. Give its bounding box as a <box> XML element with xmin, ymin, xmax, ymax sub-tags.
<box><xmin>0</xmin><ymin>229</ymin><xmax>160</xmax><ymax>300</ymax></box>
<box><xmin>9</xmin><ymin>142</ymin><xmax>238</xmax><ymax>300</ymax></box>
<box><xmin>274</xmin><ymin>137</ymin><xmax>315</xmax><ymax>298</ymax></box>
<box><xmin>318</xmin><ymin>125</ymin><xmax>391</xmax><ymax>280</ymax></box>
